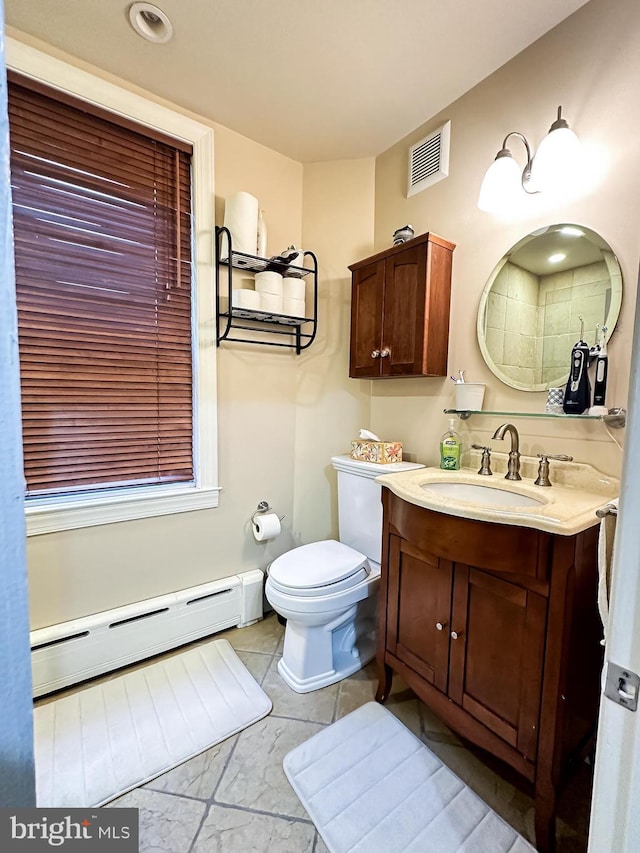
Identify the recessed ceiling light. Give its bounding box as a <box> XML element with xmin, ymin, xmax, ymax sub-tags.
<box><xmin>548</xmin><ymin>253</ymin><xmax>566</xmax><ymax>264</ymax></box>
<box><xmin>559</xmin><ymin>226</ymin><xmax>584</xmax><ymax>237</ymax></box>
<box><xmin>128</xmin><ymin>3</ymin><xmax>173</xmax><ymax>44</ymax></box>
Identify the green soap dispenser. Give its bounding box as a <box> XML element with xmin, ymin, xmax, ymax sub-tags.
<box><xmin>440</xmin><ymin>418</ymin><xmax>462</xmax><ymax>470</ymax></box>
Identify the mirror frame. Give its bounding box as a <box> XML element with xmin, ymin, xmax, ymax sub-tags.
<box><xmin>477</xmin><ymin>224</ymin><xmax>623</xmax><ymax>392</ymax></box>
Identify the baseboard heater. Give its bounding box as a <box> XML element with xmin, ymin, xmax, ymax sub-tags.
<box><xmin>30</xmin><ymin>569</ymin><xmax>264</xmax><ymax>698</ymax></box>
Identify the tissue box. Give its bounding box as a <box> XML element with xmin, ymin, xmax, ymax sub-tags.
<box><xmin>350</xmin><ymin>440</ymin><xmax>403</xmax><ymax>464</ymax></box>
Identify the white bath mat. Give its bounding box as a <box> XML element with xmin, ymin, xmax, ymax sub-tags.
<box><xmin>35</xmin><ymin>639</ymin><xmax>271</xmax><ymax>807</ymax></box>
<box><xmin>284</xmin><ymin>702</ymin><xmax>536</xmax><ymax>853</ymax></box>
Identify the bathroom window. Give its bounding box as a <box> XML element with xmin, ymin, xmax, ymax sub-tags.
<box><xmin>7</xmin><ymin>44</ymin><xmax>218</xmax><ymax>534</ymax></box>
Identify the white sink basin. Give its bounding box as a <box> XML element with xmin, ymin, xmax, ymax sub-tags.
<box><xmin>420</xmin><ymin>481</ymin><xmax>545</xmax><ymax>508</ymax></box>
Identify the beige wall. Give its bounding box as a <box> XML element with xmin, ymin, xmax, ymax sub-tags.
<box><xmin>26</xmin><ymin>112</ymin><xmax>307</xmax><ymax>628</ymax></box>
<box><xmin>293</xmin><ymin>159</ymin><xmax>375</xmax><ymax>543</ymax></box>
<box><xmin>371</xmin><ymin>0</ymin><xmax>636</xmax><ymax>478</ymax></box>
<box><xmin>13</xmin><ymin>33</ymin><xmax>374</xmax><ymax>629</ymax></box>
<box><xmin>17</xmin><ymin>0</ymin><xmax>640</xmax><ymax>628</ymax></box>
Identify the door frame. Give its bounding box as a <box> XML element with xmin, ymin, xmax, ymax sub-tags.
<box><xmin>588</xmin><ymin>265</ymin><xmax>640</xmax><ymax>851</ymax></box>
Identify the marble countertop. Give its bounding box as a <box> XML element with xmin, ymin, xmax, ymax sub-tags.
<box><xmin>375</xmin><ymin>452</ymin><xmax>619</xmax><ymax>536</ymax></box>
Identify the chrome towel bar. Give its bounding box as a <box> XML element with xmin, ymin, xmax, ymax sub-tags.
<box><xmin>596</xmin><ymin>503</ymin><xmax>618</xmax><ymax>518</ymax></box>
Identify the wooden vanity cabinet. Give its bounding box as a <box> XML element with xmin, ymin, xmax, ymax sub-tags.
<box><xmin>348</xmin><ymin>232</ymin><xmax>455</xmax><ymax>378</ymax></box>
<box><xmin>376</xmin><ymin>490</ymin><xmax>603</xmax><ymax>853</ymax></box>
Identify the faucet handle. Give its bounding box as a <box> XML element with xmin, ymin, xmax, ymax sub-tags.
<box><xmin>534</xmin><ymin>453</ymin><xmax>574</xmax><ymax>487</ymax></box>
<box><xmin>471</xmin><ymin>444</ymin><xmax>493</xmax><ymax>476</ymax></box>
<box><xmin>537</xmin><ymin>453</ymin><xmax>574</xmax><ymax>462</ymax></box>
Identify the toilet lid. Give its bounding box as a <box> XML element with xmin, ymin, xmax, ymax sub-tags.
<box><xmin>268</xmin><ymin>540</ymin><xmax>370</xmax><ymax>592</ymax></box>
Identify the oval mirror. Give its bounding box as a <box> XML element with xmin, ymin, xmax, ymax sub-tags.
<box><xmin>477</xmin><ymin>224</ymin><xmax>623</xmax><ymax>391</ymax></box>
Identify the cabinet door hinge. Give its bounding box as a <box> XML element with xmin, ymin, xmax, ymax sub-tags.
<box><xmin>604</xmin><ymin>661</ymin><xmax>639</xmax><ymax>711</ymax></box>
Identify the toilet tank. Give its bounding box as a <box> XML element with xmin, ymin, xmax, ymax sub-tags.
<box><xmin>330</xmin><ymin>455</ymin><xmax>424</xmax><ymax>565</ymax></box>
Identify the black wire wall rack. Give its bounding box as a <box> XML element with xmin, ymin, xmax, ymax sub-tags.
<box><xmin>215</xmin><ymin>225</ymin><xmax>318</xmax><ymax>354</ymax></box>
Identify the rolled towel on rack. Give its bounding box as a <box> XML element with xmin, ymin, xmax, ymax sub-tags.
<box><xmin>597</xmin><ymin>498</ymin><xmax>618</xmax><ymax>645</ymax></box>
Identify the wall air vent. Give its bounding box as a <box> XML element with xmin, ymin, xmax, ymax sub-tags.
<box><xmin>407</xmin><ymin>120</ymin><xmax>451</xmax><ymax>198</ymax></box>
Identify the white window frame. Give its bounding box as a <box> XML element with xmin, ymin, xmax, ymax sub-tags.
<box><xmin>7</xmin><ymin>39</ymin><xmax>220</xmax><ymax>536</ymax></box>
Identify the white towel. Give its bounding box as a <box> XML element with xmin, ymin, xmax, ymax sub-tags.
<box><xmin>597</xmin><ymin>498</ymin><xmax>618</xmax><ymax>645</ymax></box>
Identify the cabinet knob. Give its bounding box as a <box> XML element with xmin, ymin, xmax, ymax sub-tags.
<box><xmin>450</xmin><ymin>630</ymin><xmax>463</xmax><ymax>640</ymax></box>
<box><xmin>380</xmin><ymin>348</ymin><xmax>390</xmax><ymax>358</ymax></box>
<box><xmin>435</xmin><ymin>622</ymin><xmax>447</xmax><ymax>631</ymax></box>
<box><xmin>371</xmin><ymin>350</ymin><xmax>381</xmax><ymax>359</ymax></box>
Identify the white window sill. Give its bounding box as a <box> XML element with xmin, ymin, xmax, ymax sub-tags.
<box><xmin>25</xmin><ymin>484</ymin><xmax>222</xmax><ymax>536</ymax></box>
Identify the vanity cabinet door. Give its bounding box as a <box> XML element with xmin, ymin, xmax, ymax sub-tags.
<box><xmin>448</xmin><ymin>564</ymin><xmax>547</xmax><ymax>761</ymax></box>
<box><xmin>378</xmin><ymin>489</ymin><xmax>602</xmax><ymax>853</ymax></box>
<box><xmin>386</xmin><ymin>534</ymin><xmax>453</xmax><ymax>693</ymax></box>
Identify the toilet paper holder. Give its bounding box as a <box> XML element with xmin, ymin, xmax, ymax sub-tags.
<box><xmin>251</xmin><ymin>500</ymin><xmax>285</xmax><ymax>525</ymax></box>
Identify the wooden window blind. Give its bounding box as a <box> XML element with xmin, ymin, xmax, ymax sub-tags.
<box><xmin>8</xmin><ymin>74</ymin><xmax>194</xmax><ymax>496</ymax></box>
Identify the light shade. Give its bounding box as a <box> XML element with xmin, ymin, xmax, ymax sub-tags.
<box><xmin>477</xmin><ymin>153</ymin><xmax>523</xmax><ymax>213</ymax></box>
<box><xmin>478</xmin><ymin>107</ymin><xmax>582</xmax><ymax>214</ymax></box>
<box><xmin>530</xmin><ymin>112</ymin><xmax>582</xmax><ymax>194</ymax></box>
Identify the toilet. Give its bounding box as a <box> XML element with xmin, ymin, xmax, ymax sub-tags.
<box><xmin>265</xmin><ymin>454</ymin><xmax>424</xmax><ymax>693</ymax></box>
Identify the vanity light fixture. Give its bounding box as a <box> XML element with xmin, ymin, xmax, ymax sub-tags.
<box><xmin>128</xmin><ymin>3</ymin><xmax>173</xmax><ymax>43</ymax></box>
<box><xmin>477</xmin><ymin>106</ymin><xmax>581</xmax><ymax>213</ymax></box>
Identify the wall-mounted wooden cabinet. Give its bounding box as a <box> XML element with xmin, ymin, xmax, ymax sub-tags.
<box><xmin>348</xmin><ymin>232</ymin><xmax>455</xmax><ymax>378</ymax></box>
<box><xmin>376</xmin><ymin>490</ymin><xmax>603</xmax><ymax>852</ymax></box>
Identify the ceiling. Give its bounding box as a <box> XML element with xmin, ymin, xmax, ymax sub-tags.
<box><xmin>509</xmin><ymin>226</ymin><xmax>607</xmax><ymax>276</ymax></box>
<box><xmin>4</xmin><ymin>0</ymin><xmax>590</xmax><ymax>163</ymax></box>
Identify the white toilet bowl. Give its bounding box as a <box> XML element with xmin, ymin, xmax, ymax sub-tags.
<box><xmin>265</xmin><ymin>539</ymin><xmax>380</xmax><ymax>693</ymax></box>
<box><xmin>265</xmin><ymin>454</ymin><xmax>424</xmax><ymax>693</ymax></box>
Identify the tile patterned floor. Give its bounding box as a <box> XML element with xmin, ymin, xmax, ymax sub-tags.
<box><xmin>54</xmin><ymin>613</ymin><xmax>591</xmax><ymax>852</ymax></box>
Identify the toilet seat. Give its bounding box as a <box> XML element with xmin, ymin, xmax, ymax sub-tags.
<box><xmin>268</xmin><ymin>540</ymin><xmax>370</xmax><ymax>598</ymax></box>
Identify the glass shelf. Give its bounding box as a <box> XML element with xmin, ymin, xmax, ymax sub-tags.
<box><xmin>444</xmin><ymin>408</ymin><xmax>626</xmax><ymax>428</ymax></box>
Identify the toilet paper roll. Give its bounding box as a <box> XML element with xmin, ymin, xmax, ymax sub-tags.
<box><xmin>222</xmin><ymin>192</ymin><xmax>259</xmax><ymax>257</ymax></box>
<box><xmin>283</xmin><ymin>277</ymin><xmax>306</xmax><ymax>300</ymax></box>
<box><xmin>232</xmin><ymin>289</ymin><xmax>261</xmax><ymax>310</ymax></box>
<box><xmin>255</xmin><ymin>271</ymin><xmax>283</xmax><ymax>295</ymax></box>
<box><xmin>253</xmin><ymin>512</ymin><xmax>281</xmax><ymax>542</ymax></box>
<box><xmin>283</xmin><ymin>297</ymin><xmax>306</xmax><ymax>318</ymax></box>
<box><xmin>260</xmin><ymin>292</ymin><xmax>284</xmax><ymax>314</ymax></box>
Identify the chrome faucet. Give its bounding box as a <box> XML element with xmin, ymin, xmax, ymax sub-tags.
<box><xmin>491</xmin><ymin>423</ymin><xmax>521</xmax><ymax>480</ymax></box>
